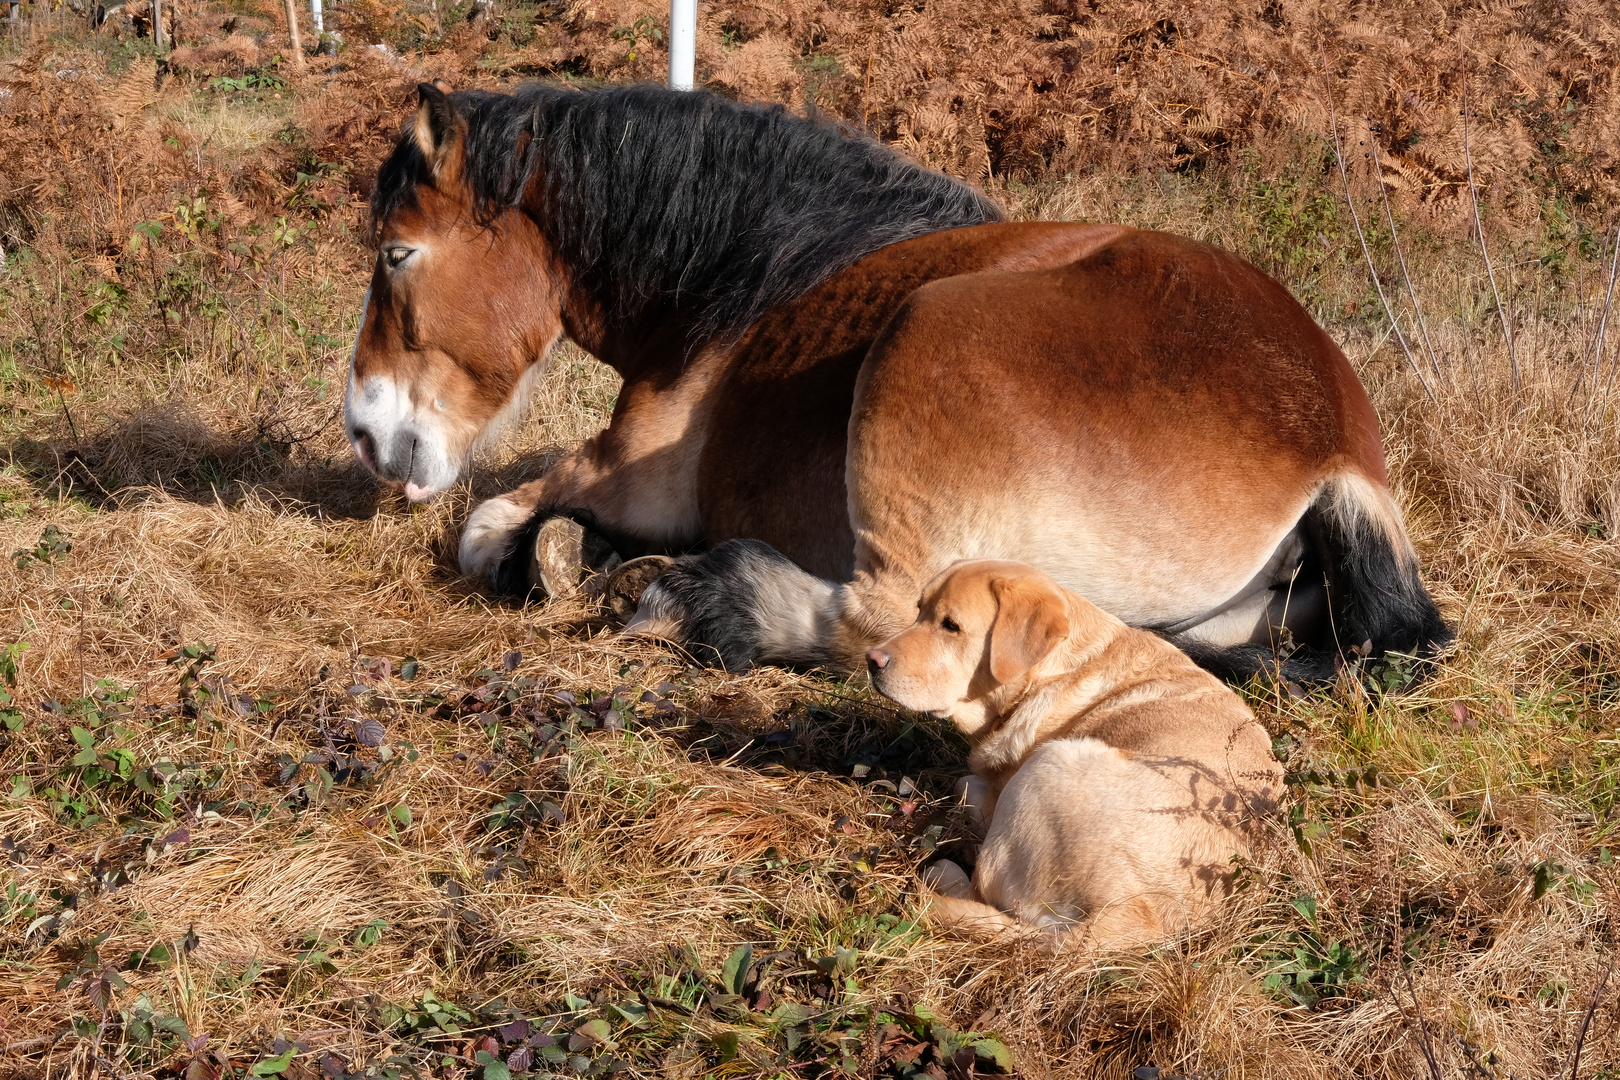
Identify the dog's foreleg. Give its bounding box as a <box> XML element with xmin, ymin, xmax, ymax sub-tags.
<box><xmin>952</xmin><ymin>774</ymin><xmax>995</xmax><ymax>832</ymax></box>
<box><xmin>921</xmin><ymin>893</ymin><xmax>1023</xmax><ymax>937</ymax></box>
<box><xmin>919</xmin><ymin>859</ymin><xmax>973</xmax><ymax>899</ymax></box>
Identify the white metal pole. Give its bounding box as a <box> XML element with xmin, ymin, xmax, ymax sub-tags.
<box><xmin>310</xmin><ymin>0</ymin><xmax>322</xmax><ymax>32</ymax></box>
<box><xmin>668</xmin><ymin>0</ymin><xmax>694</xmax><ymax>89</ymax></box>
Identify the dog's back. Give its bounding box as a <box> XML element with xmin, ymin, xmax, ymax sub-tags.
<box><xmin>969</xmin><ymin>615</ymin><xmax>1284</xmax><ymax>818</ymax></box>
<box><xmin>969</xmin><ymin>733</ymin><xmax>1255</xmax><ymax>941</ymax></box>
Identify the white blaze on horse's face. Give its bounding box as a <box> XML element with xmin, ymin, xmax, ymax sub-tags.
<box><xmin>344</xmin><ymin>290</ymin><xmax>465</xmax><ymax>501</ymax></box>
<box><xmin>346</xmin><ymin>183</ymin><xmax>563</xmax><ymax>501</ymax></box>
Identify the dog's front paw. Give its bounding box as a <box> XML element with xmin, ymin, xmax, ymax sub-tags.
<box><xmin>460</xmin><ymin>495</ymin><xmax>537</xmax><ymax>585</ymax></box>
<box><xmin>920</xmin><ymin>859</ymin><xmax>973</xmax><ymax>899</ymax></box>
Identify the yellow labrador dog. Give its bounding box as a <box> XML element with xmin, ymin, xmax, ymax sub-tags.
<box><xmin>866</xmin><ymin>560</ymin><xmax>1284</xmax><ymax>945</ymax></box>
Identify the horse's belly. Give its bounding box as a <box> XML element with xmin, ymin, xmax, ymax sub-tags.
<box><xmin>871</xmin><ymin>464</ymin><xmax>1314</xmax><ymax>628</ymax></box>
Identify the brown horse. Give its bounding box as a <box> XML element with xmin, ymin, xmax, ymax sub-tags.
<box><xmin>347</xmin><ymin>80</ymin><xmax>1450</xmax><ymax>681</ymax></box>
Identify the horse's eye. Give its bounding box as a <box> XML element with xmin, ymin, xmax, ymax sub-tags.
<box><xmin>941</xmin><ymin>617</ymin><xmax>961</xmax><ymax>633</ymax></box>
<box><xmin>384</xmin><ymin>246</ymin><xmax>414</xmax><ymax>269</ymax></box>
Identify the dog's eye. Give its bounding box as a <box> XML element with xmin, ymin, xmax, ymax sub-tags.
<box><xmin>940</xmin><ymin>617</ymin><xmax>961</xmax><ymax>633</ymax></box>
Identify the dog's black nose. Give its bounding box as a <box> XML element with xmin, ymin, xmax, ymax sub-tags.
<box><xmin>866</xmin><ymin>648</ymin><xmax>890</xmax><ymax>671</ymax></box>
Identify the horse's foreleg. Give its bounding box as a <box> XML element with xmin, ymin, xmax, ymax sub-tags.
<box><xmin>625</xmin><ymin>539</ymin><xmax>915</xmax><ymax>672</ymax></box>
<box><xmin>459</xmin><ymin>455</ymin><xmax>617</xmax><ymax>598</ymax></box>
<box><xmin>460</xmin><ymin>425</ymin><xmax>701</xmax><ymax>598</ymax></box>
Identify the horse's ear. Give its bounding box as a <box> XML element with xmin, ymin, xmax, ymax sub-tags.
<box><xmin>987</xmin><ymin>575</ymin><xmax>1069</xmax><ymax>685</ymax></box>
<box><xmin>414</xmin><ymin>80</ymin><xmax>463</xmax><ymax>186</ymax></box>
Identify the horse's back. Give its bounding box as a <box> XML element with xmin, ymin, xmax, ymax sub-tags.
<box><xmin>858</xmin><ymin>225</ymin><xmax>1381</xmax><ymax>472</ymax></box>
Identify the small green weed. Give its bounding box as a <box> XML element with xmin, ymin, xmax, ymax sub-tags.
<box><xmin>1256</xmin><ymin>896</ymin><xmax>1369</xmax><ymax>1007</ymax></box>
<box><xmin>0</xmin><ymin>639</ymin><xmax>27</xmax><ymax>731</ymax></box>
<box><xmin>608</xmin><ymin>14</ymin><xmax>663</xmax><ymax>61</ymax></box>
<box><xmin>12</xmin><ymin>524</ymin><xmax>70</xmax><ymax>570</ymax></box>
<box><xmin>208</xmin><ymin>62</ymin><xmax>286</xmax><ymax>94</ymax></box>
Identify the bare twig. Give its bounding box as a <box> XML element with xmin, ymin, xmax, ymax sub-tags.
<box><xmin>1391</xmin><ymin>967</ymin><xmax>1445</xmax><ymax>1080</ymax></box>
<box><xmin>1322</xmin><ymin>61</ymin><xmax>1436</xmax><ymax>403</ymax></box>
<box><xmin>55</xmin><ymin>381</ymin><xmax>78</xmax><ymax>441</ymax></box>
<box><xmin>1365</xmin><ymin>124</ymin><xmax>1447</xmax><ymax>391</ymax></box>
<box><xmin>1461</xmin><ymin>77</ymin><xmax>1519</xmax><ymax>392</ymax></box>
<box><xmin>1457</xmin><ymin>1036</ymin><xmax>1501</xmax><ymax>1079</ymax></box>
<box><xmin>1567</xmin><ymin>222</ymin><xmax>1617</xmax><ymax>405</ymax></box>
<box><xmin>1565</xmin><ymin>956</ymin><xmax>1613</xmax><ymax>1080</ymax></box>
<box><xmin>1594</xmin><ymin>237</ymin><xmax>1620</xmax><ymax>420</ymax></box>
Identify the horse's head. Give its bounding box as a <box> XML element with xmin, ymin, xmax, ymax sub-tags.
<box><xmin>346</xmin><ymin>81</ymin><xmax>563</xmax><ymax>501</ymax></box>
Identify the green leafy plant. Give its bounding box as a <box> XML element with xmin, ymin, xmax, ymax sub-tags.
<box><xmin>0</xmin><ymin>639</ymin><xmax>27</xmax><ymax>731</ymax></box>
<box><xmin>295</xmin><ymin>929</ymin><xmax>339</xmax><ymax>975</ymax></box>
<box><xmin>1257</xmin><ymin>896</ymin><xmax>1368</xmax><ymax>1007</ymax></box>
<box><xmin>208</xmin><ymin>64</ymin><xmax>286</xmax><ymax>94</ymax></box>
<box><xmin>381</xmin><ymin>990</ymin><xmax>474</xmax><ymax>1036</ymax></box>
<box><xmin>1</xmin><ymin>880</ymin><xmax>40</xmax><ymax>929</ymax></box>
<box><xmin>1533</xmin><ymin>859</ymin><xmax>1598</xmax><ymax>903</ymax></box>
<box><xmin>353</xmin><ymin>918</ymin><xmax>388</xmax><ymax>947</ymax></box>
<box><xmin>609</xmin><ymin>14</ymin><xmax>663</xmax><ymax>60</ymax></box>
<box><xmin>12</xmin><ymin>524</ymin><xmax>70</xmax><ymax>570</ymax></box>
<box><xmin>167</xmin><ymin>641</ymin><xmax>217</xmax><ymax>719</ymax></box>
<box><xmin>250</xmin><ymin>1047</ymin><xmax>297</xmax><ymax>1076</ymax></box>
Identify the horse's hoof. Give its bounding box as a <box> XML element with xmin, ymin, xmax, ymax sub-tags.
<box><xmin>535</xmin><ymin>515</ymin><xmax>622</xmax><ymax>600</ymax></box>
<box><xmin>588</xmin><ymin>554</ymin><xmax>674</xmax><ymax>620</ymax></box>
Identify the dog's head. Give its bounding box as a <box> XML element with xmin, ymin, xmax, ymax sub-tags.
<box><xmin>867</xmin><ymin>560</ymin><xmax>1072</xmax><ymax>734</ymax></box>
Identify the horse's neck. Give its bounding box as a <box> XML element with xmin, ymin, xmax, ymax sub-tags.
<box><xmin>561</xmin><ymin>291</ymin><xmax>707</xmax><ymax>383</ymax></box>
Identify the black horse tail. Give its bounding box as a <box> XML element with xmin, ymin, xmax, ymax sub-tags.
<box><xmin>1181</xmin><ymin>473</ymin><xmax>1452</xmax><ymax>686</ymax></box>
<box><xmin>1307</xmin><ymin>472</ymin><xmax>1452</xmax><ymax>668</ymax></box>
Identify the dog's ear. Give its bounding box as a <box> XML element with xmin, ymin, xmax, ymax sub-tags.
<box><xmin>988</xmin><ymin>575</ymin><xmax>1070</xmax><ymax>685</ymax></box>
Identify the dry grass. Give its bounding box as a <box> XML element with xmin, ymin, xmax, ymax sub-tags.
<box><xmin>3</xmin><ymin>2</ymin><xmax>1620</xmax><ymax>1078</ymax></box>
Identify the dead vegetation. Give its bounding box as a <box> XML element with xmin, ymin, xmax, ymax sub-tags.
<box><xmin>2</xmin><ymin>0</ymin><xmax>1620</xmax><ymax>1076</ymax></box>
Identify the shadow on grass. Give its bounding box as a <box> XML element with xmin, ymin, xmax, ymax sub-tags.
<box><xmin>5</xmin><ymin>400</ymin><xmax>570</xmax><ymax>523</ymax></box>
<box><xmin>605</xmin><ymin>663</ymin><xmax>979</xmax><ymax>868</ymax></box>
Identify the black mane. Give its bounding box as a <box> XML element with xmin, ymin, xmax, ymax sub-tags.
<box><xmin>372</xmin><ymin>83</ymin><xmax>1003</xmax><ymax>348</ymax></box>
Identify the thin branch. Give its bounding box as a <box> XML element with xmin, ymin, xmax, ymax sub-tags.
<box><xmin>1366</xmin><ymin>124</ymin><xmax>1446</xmax><ymax>391</ymax></box>
<box><xmin>1566</xmin><ymin>956</ymin><xmax>1614</xmax><ymax>1080</ymax></box>
<box><xmin>1322</xmin><ymin>61</ymin><xmax>1436</xmax><ymax>403</ymax></box>
<box><xmin>1390</xmin><ymin>966</ymin><xmax>1445</xmax><ymax>1080</ymax></box>
<box><xmin>1461</xmin><ymin>77</ymin><xmax>1519</xmax><ymax>392</ymax></box>
<box><xmin>1567</xmin><ymin>222</ymin><xmax>1618</xmax><ymax>405</ymax></box>
<box><xmin>1457</xmin><ymin>1036</ymin><xmax>1502</xmax><ymax>1080</ymax></box>
<box><xmin>1593</xmin><ymin>233</ymin><xmax>1620</xmax><ymax>421</ymax></box>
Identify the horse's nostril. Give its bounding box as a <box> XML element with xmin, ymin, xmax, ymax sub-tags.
<box><xmin>866</xmin><ymin>648</ymin><xmax>890</xmax><ymax>671</ymax></box>
<box><xmin>352</xmin><ymin>428</ymin><xmax>378</xmax><ymax>470</ymax></box>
